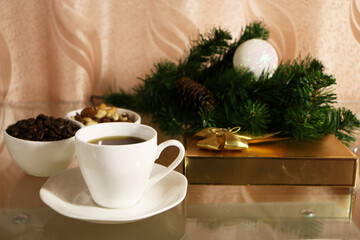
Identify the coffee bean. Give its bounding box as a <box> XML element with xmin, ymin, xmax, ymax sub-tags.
<box><xmin>24</xmin><ymin>132</ymin><xmax>32</xmax><ymax>139</ymax></box>
<box><xmin>27</xmin><ymin>127</ymin><xmax>36</xmax><ymax>134</ymax></box>
<box><xmin>59</xmin><ymin>118</ymin><xmax>65</xmax><ymax>125</ymax></box>
<box><xmin>44</xmin><ymin>119</ymin><xmax>51</xmax><ymax>127</ymax></box>
<box><xmin>26</xmin><ymin>118</ymin><xmax>35</xmax><ymax>125</ymax></box>
<box><xmin>38</xmin><ymin>131</ymin><xmax>44</xmax><ymax>140</ymax></box>
<box><xmin>6</xmin><ymin>114</ymin><xmax>80</xmax><ymax>141</ymax></box>
<box><xmin>11</xmin><ymin>130</ymin><xmax>19</xmax><ymax>137</ymax></box>
<box><xmin>36</xmin><ymin>114</ymin><xmax>47</xmax><ymax>121</ymax></box>
<box><xmin>17</xmin><ymin>120</ymin><xmax>27</xmax><ymax>129</ymax></box>
<box><xmin>36</xmin><ymin>120</ymin><xmax>43</xmax><ymax>129</ymax></box>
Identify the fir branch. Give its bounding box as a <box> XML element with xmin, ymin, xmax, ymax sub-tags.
<box><xmin>186</xmin><ymin>108</ymin><xmax>217</xmax><ymax>134</ymax></box>
<box><xmin>180</xmin><ymin>27</ymin><xmax>232</xmax><ymax>80</ymax></box>
<box><xmin>101</xmin><ymin>22</ymin><xmax>360</xmax><ymax>145</ymax></box>
<box><xmin>205</xmin><ymin>67</ymin><xmax>254</xmax><ymax>105</ymax></box>
<box><xmin>238</xmin><ymin>21</ymin><xmax>270</xmax><ymax>42</ymax></box>
<box><xmin>242</xmin><ymin>100</ymin><xmax>270</xmax><ymax>135</ymax></box>
<box><xmin>330</xmin><ymin>108</ymin><xmax>360</xmax><ymax>146</ymax></box>
<box><xmin>151</xmin><ymin>107</ymin><xmax>184</xmax><ymax>137</ymax></box>
<box><xmin>134</xmin><ymin>60</ymin><xmax>180</xmax><ymax>114</ymax></box>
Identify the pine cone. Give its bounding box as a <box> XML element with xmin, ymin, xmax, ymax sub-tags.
<box><xmin>176</xmin><ymin>77</ymin><xmax>215</xmax><ymax>111</ymax></box>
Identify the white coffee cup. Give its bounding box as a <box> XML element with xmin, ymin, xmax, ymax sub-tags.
<box><xmin>75</xmin><ymin>122</ymin><xmax>185</xmax><ymax>208</ymax></box>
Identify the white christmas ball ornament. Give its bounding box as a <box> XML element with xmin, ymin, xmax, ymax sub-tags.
<box><xmin>233</xmin><ymin>39</ymin><xmax>278</xmax><ymax>78</ymax></box>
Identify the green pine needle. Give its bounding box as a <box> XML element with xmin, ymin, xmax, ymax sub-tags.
<box><xmin>101</xmin><ymin>22</ymin><xmax>360</xmax><ymax>144</ymax></box>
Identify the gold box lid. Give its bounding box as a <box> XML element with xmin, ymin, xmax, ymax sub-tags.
<box><xmin>186</xmin><ymin>134</ymin><xmax>357</xmax><ymax>160</ymax></box>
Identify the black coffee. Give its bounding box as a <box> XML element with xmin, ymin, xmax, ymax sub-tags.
<box><xmin>88</xmin><ymin>136</ymin><xmax>146</xmax><ymax>145</ymax></box>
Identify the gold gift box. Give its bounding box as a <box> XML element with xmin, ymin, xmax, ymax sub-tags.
<box><xmin>184</xmin><ymin>134</ymin><xmax>358</xmax><ymax>186</ymax></box>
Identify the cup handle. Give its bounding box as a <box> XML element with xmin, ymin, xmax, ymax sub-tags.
<box><xmin>145</xmin><ymin>139</ymin><xmax>185</xmax><ymax>192</ymax></box>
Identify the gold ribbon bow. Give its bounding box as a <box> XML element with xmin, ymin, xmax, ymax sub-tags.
<box><xmin>194</xmin><ymin>127</ymin><xmax>281</xmax><ymax>151</ymax></box>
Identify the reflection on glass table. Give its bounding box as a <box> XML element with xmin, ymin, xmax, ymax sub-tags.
<box><xmin>185</xmin><ymin>193</ymin><xmax>358</xmax><ymax>239</ymax></box>
<box><xmin>0</xmin><ymin>206</ymin><xmax>186</xmax><ymax>240</ymax></box>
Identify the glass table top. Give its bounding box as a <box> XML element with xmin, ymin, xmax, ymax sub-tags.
<box><xmin>1</xmin><ymin>102</ymin><xmax>360</xmax><ymax>239</ymax></box>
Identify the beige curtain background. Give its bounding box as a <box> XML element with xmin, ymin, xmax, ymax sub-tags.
<box><xmin>0</xmin><ymin>0</ymin><xmax>359</xmax><ymax>103</ymax></box>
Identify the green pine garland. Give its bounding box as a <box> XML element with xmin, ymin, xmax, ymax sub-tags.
<box><xmin>101</xmin><ymin>21</ymin><xmax>360</xmax><ymax>146</ymax></box>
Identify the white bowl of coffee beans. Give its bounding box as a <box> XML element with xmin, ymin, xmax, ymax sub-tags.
<box><xmin>4</xmin><ymin>114</ymin><xmax>81</xmax><ymax>177</ymax></box>
<box><xmin>66</xmin><ymin>104</ymin><xmax>141</xmax><ymax>127</ymax></box>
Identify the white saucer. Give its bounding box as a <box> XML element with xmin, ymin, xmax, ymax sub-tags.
<box><xmin>40</xmin><ymin>164</ymin><xmax>187</xmax><ymax>224</ymax></box>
